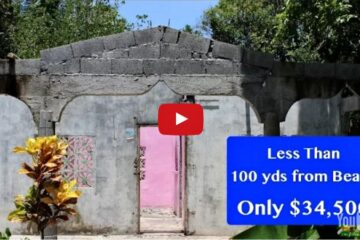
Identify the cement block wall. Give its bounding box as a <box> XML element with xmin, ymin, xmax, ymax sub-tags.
<box><xmin>0</xmin><ymin>87</ymin><xmax>347</xmax><ymax>235</ymax></box>
<box><xmin>56</xmin><ymin>92</ymin><xmax>265</xmax><ymax>235</ymax></box>
<box><xmin>187</xmin><ymin>96</ymin><xmax>262</xmax><ymax>236</ymax></box>
<box><xmin>1</xmin><ymin>26</ymin><xmax>357</xmax><ymax>126</ymax></box>
<box><xmin>0</xmin><ymin>26</ymin><xmax>357</xmax><ymax>236</ymax></box>
<box><xmin>55</xmin><ymin>83</ymin><xmax>182</xmax><ymax>234</ymax></box>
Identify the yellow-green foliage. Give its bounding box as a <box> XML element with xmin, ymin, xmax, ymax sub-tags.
<box><xmin>8</xmin><ymin>136</ymin><xmax>81</xmax><ymax>233</ymax></box>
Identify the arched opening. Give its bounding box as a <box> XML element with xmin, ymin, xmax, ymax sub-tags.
<box><xmin>0</xmin><ymin>95</ymin><xmax>37</xmax><ymax>234</ymax></box>
<box><xmin>283</xmin><ymin>93</ymin><xmax>342</xmax><ymax>136</ymax></box>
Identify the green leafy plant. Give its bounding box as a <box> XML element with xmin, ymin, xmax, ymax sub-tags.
<box><xmin>233</xmin><ymin>225</ymin><xmax>347</xmax><ymax>239</ymax></box>
<box><xmin>8</xmin><ymin>136</ymin><xmax>82</xmax><ymax>238</ymax></box>
<box><xmin>0</xmin><ymin>228</ymin><xmax>11</xmax><ymax>240</ymax></box>
<box><xmin>232</xmin><ymin>226</ymin><xmax>288</xmax><ymax>239</ymax></box>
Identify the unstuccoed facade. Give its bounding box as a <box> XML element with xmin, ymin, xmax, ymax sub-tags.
<box><xmin>0</xmin><ymin>26</ymin><xmax>356</xmax><ymax>236</ymax></box>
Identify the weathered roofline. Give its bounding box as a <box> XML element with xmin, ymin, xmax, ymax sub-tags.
<box><xmin>0</xmin><ymin>26</ymin><xmax>359</xmax><ymax>80</ymax></box>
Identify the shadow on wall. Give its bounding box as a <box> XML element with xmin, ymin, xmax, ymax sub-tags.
<box><xmin>283</xmin><ymin>93</ymin><xmax>342</xmax><ymax>136</ymax></box>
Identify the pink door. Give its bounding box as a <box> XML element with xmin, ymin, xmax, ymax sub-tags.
<box><xmin>140</xmin><ymin>127</ymin><xmax>180</xmax><ymax>212</ymax></box>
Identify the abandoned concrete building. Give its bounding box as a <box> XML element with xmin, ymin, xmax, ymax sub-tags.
<box><xmin>0</xmin><ymin>26</ymin><xmax>359</xmax><ymax>236</ymax></box>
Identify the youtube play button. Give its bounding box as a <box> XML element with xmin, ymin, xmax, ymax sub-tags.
<box><xmin>176</xmin><ymin>113</ymin><xmax>188</xmax><ymax>125</ymax></box>
<box><xmin>158</xmin><ymin>104</ymin><xmax>204</xmax><ymax>135</ymax></box>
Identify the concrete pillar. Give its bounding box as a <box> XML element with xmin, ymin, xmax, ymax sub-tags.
<box><xmin>263</xmin><ymin>113</ymin><xmax>283</xmax><ymax>236</ymax></box>
<box><xmin>264</xmin><ymin>112</ymin><xmax>280</xmax><ymax>136</ymax></box>
<box><xmin>39</xmin><ymin>110</ymin><xmax>57</xmax><ymax>240</ymax></box>
<box><xmin>39</xmin><ymin>110</ymin><xmax>54</xmax><ymax>136</ymax></box>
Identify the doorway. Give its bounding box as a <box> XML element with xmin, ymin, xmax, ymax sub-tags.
<box><xmin>139</xmin><ymin>126</ymin><xmax>185</xmax><ymax>233</ymax></box>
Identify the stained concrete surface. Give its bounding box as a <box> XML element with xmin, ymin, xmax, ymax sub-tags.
<box><xmin>140</xmin><ymin>208</ymin><xmax>183</xmax><ymax>233</ymax></box>
<box><xmin>54</xmin><ymin>83</ymin><xmax>182</xmax><ymax>234</ymax></box>
<box><xmin>140</xmin><ymin>217</ymin><xmax>183</xmax><ymax>233</ymax></box>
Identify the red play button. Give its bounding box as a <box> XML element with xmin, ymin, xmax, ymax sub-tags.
<box><xmin>158</xmin><ymin>104</ymin><xmax>204</xmax><ymax>135</ymax></box>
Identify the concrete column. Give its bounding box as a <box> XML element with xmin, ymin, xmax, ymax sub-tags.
<box><xmin>39</xmin><ymin>110</ymin><xmax>55</xmax><ymax>136</ymax></box>
<box><xmin>264</xmin><ymin>112</ymin><xmax>280</xmax><ymax>136</ymax></box>
<box><xmin>39</xmin><ymin>110</ymin><xmax>57</xmax><ymax>240</ymax></box>
<box><xmin>263</xmin><ymin>113</ymin><xmax>283</xmax><ymax>236</ymax></box>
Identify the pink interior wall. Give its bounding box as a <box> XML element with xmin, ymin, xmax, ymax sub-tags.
<box><xmin>140</xmin><ymin>127</ymin><xmax>178</xmax><ymax>209</ymax></box>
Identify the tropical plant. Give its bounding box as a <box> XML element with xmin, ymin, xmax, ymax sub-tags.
<box><xmin>8</xmin><ymin>136</ymin><xmax>82</xmax><ymax>238</ymax></box>
<box><xmin>0</xmin><ymin>228</ymin><xmax>11</xmax><ymax>240</ymax></box>
<box><xmin>232</xmin><ymin>226</ymin><xmax>319</xmax><ymax>239</ymax></box>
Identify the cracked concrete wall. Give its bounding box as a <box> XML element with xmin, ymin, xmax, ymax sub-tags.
<box><xmin>55</xmin><ymin>91</ymin><xmax>265</xmax><ymax>236</ymax></box>
<box><xmin>54</xmin><ymin>83</ymin><xmax>183</xmax><ymax>234</ymax></box>
<box><xmin>0</xmin><ymin>88</ymin><xmax>344</xmax><ymax>235</ymax></box>
<box><xmin>187</xmin><ymin>96</ymin><xmax>262</xmax><ymax>236</ymax></box>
